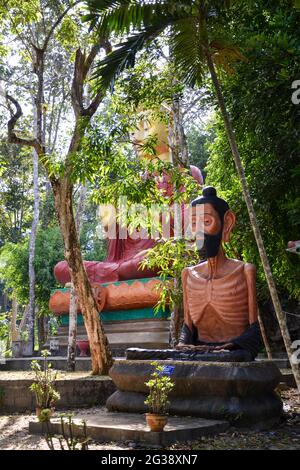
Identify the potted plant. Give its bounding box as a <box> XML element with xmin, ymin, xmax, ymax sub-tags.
<box><xmin>29</xmin><ymin>349</ymin><xmax>60</xmax><ymax>421</ymax></box>
<box><xmin>144</xmin><ymin>361</ymin><xmax>175</xmax><ymax>432</ymax></box>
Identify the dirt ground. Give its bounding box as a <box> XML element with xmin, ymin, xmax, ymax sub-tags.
<box><xmin>0</xmin><ymin>388</ymin><xmax>299</xmax><ymax>450</ymax></box>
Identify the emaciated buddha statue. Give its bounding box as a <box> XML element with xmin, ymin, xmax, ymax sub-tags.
<box><xmin>127</xmin><ymin>186</ymin><xmax>261</xmax><ymax>362</ymax></box>
<box><xmin>176</xmin><ymin>186</ymin><xmax>261</xmax><ymax>360</ymax></box>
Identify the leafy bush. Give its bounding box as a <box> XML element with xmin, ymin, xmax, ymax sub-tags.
<box><xmin>144</xmin><ymin>362</ymin><xmax>175</xmax><ymax>415</ymax></box>
<box><xmin>29</xmin><ymin>350</ymin><xmax>60</xmax><ymax>416</ymax></box>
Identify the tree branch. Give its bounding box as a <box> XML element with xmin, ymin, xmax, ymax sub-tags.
<box><xmin>5</xmin><ymin>93</ymin><xmax>57</xmax><ymax>183</ymax></box>
<box><xmin>71</xmin><ymin>39</ymin><xmax>112</xmax><ymax>118</ymax></box>
<box><xmin>43</xmin><ymin>0</ymin><xmax>82</xmax><ymax>51</ymax></box>
<box><xmin>6</xmin><ymin>94</ymin><xmax>41</xmax><ymax>151</ymax></box>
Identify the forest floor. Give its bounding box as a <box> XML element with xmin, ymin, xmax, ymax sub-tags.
<box><xmin>0</xmin><ymin>388</ymin><xmax>299</xmax><ymax>450</ymax></box>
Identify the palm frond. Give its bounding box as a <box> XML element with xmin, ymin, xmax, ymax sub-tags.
<box><xmin>92</xmin><ymin>23</ymin><xmax>168</xmax><ymax>90</ymax></box>
<box><xmin>87</xmin><ymin>0</ymin><xmax>240</xmax><ymax>91</ymax></box>
<box><xmin>84</xmin><ymin>0</ymin><xmax>195</xmax><ymax>35</ymax></box>
<box><xmin>210</xmin><ymin>39</ymin><xmax>246</xmax><ymax>75</ymax></box>
<box><xmin>170</xmin><ymin>18</ymin><xmax>207</xmax><ymax>88</ymax></box>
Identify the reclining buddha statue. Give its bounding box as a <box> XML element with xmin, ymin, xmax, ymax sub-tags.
<box><xmin>54</xmin><ymin>112</ymin><xmax>203</xmax><ymax>287</ymax></box>
<box><xmin>51</xmin><ymin>111</ymin><xmax>203</xmax><ymax>319</ymax></box>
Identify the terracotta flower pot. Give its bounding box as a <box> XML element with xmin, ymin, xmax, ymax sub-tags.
<box><xmin>146</xmin><ymin>413</ymin><xmax>168</xmax><ymax>432</ymax></box>
<box><xmin>77</xmin><ymin>340</ymin><xmax>90</xmax><ymax>357</ymax></box>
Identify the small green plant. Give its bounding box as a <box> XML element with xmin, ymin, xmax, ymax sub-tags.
<box><xmin>144</xmin><ymin>361</ymin><xmax>175</xmax><ymax>415</ymax></box>
<box><xmin>44</xmin><ymin>413</ymin><xmax>91</xmax><ymax>450</ymax></box>
<box><xmin>29</xmin><ymin>349</ymin><xmax>60</xmax><ymax>419</ymax></box>
<box><xmin>48</xmin><ymin>316</ymin><xmax>60</xmax><ymax>336</ymax></box>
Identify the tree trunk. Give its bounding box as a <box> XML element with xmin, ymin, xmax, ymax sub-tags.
<box><xmin>257</xmin><ymin>309</ymin><xmax>273</xmax><ymax>360</ymax></box>
<box><xmin>27</xmin><ymin>145</ymin><xmax>39</xmax><ymax>355</ymax></box>
<box><xmin>67</xmin><ymin>185</ymin><xmax>87</xmax><ymax>372</ymax></box>
<box><xmin>170</xmin><ymin>302</ymin><xmax>184</xmax><ymax>347</ymax></box>
<box><xmin>67</xmin><ymin>283</ymin><xmax>78</xmax><ymax>371</ymax></box>
<box><xmin>18</xmin><ymin>304</ymin><xmax>29</xmax><ymax>341</ymax></box>
<box><xmin>27</xmin><ymin>45</ymin><xmax>43</xmax><ymax>356</ymax></box>
<box><xmin>206</xmin><ymin>52</ymin><xmax>300</xmax><ymax>392</ymax></box>
<box><xmin>37</xmin><ymin>311</ymin><xmax>46</xmax><ymax>350</ymax></box>
<box><xmin>52</xmin><ymin>178</ymin><xmax>113</xmax><ymax>375</ymax></box>
<box><xmin>172</xmin><ymin>96</ymin><xmax>189</xmax><ymax>165</ymax></box>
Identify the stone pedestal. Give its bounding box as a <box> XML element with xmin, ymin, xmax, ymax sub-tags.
<box><xmin>106</xmin><ymin>359</ymin><xmax>283</xmax><ymax>429</ymax></box>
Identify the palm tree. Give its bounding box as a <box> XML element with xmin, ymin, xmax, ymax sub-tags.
<box><xmin>85</xmin><ymin>0</ymin><xmax>300</xmax><ymax>391</ymax></box>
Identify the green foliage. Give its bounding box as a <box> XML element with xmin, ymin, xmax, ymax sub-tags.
<box><xmin>0</xmin><ymin>143</ymin><xmax>33</xmax><ymax>246</ymax></box>
<box><xmin>0</xmin><ymin>311</ymin><xmax>9</xmax><ymax>345</ymax></box>
<box><xmin>206</xmin><ymin>2</ymin><xmax>300</xmax><ymax>300</ymax></box>
<box><xmin>80</xmin><ymin>199</ymin><xmax>107</xmax><ymax>261</ymax></box>
<box><xmin>0</xmin><ymin>0</ymin><xmax>41</xmax><ymax>25</ymax></box>
<box><xmin>0</xmin><ymin>226</ymin><xmax>64</xmax><ymax>310</ymax></box>
<box><xmin>82</xmin><ymin>109</ymin><xmax>200</xmax><ymax>208</ymax></box>
<box><xmin>29</xmin><ymin>350</ymin><xmax>60</xmax><ymax>417</ymax></box>
<box><xmin>55</xmin><ymin>13</ymin><xmax>80</xmax><ymax>51</ymax></box>
<box><xmin>144</xmin><ymin>361</ymin><xmax>175</xmax><ymax>415</ymax></box>
<box><xmin>187</xmin><ymin>124</ymin><xmax>215</xmax><ymax>178</ymax></box>
<box><xmin>141</xmin><ymin>240</ymin><xmax>199</xmax><ymax>312</ymax></box>
<box><xmin>86</xmin><ymin>0</ymin><xmax>240</xmax><ymax>90</ymax></box>
<box><xmin>34</xmin><ymin>227</ymin><xmax>65</xmax><ymax>311</ymax></box>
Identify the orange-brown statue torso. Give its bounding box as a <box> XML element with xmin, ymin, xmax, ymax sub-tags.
<box><xmin>183</xmin><ymin>260</ymin><xmax>253</xmax><ymax>343</ymax></box>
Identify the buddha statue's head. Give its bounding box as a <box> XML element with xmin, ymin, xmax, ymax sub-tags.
<box><xmin>190</xmin><ymin>186</ymin><xmax>236</xmax><ymax>258</ymax></box>
<box><xmin>132</xmin><ymin>110</ymin><xmax>171</xmax><ymax>162</ymax></box>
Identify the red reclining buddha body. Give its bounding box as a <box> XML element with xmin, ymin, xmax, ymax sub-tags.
<box><xmin>54</xmin><ymin>164</ymin><xmax>203</xmax><ymax>286</ymax></box>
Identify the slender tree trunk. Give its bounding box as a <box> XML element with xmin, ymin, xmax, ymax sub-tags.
<box><xmin>27</xmin><ymin>45</ymin><xmax>43</xmax><ymax>356</ymax></box>
<box><xmin>257</xmin><ymin>309</ymin><xmax>273</xmax><ymax>360</ymax></box>
<box><xmin>67</xmin><ymin>283</ymin><xmax>78</xmax><ymax>371</ymax></box>
<box><xmin>52</xmin><ymin>178</ymin><xmax>113</xmax><ymax>375</ymax></box>
<box><xmin>170</xmin><ymin>302</ymin><xmax>184</xmax><ymax>347</ymax></box>
<box><xmin>67</xmin><ymin>185</ymin><xmax>87</xmax><ymax>372</ymax></box>
<box><xmin>27</xmin><ymin>145</ymin><xmax>39</xmax><ymax>355</ymax></box>
<box><xmin>37</xmin><ymin>310</ymin><xmax>46</xmax><ymax>350</ymax></box>
<box><xmin>10</xmin><ymin>295</ymin><xmax>18</xmax><ymax>343</ymax></box>
<box><xmin>206</xmin><ymin>52</ymin><xmax>300</xmax><ymax>392</ymax></box>
<box><xmin>168</xmin><ymin>96</ymin><xmax>189</xmax><ymax>340</ymax></box>
<box><xmin>172</xmin><ymin>96</ymin><xmax>189</xmax><ymax>165</ymax></box>
<box><xmin>18</xmin><ymin>305</ymin><xmax>29</xmax><ymax>341</ymax></box>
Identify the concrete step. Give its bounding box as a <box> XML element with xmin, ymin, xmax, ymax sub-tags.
<box><xmin>29</xmin><ymin>411</ymin><xmax>229</xmax><ymax>448</ymax></box>
<box><xmin>45</xmin><ymin>319</ymin><xmax>171</xmax><ymax>355</ymax></box>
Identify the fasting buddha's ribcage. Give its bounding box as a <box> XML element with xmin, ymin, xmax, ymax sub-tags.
<box><xmin>186</xmin><ymin>264</ymin><xmax>250</xmax><ymax>343</ymax></box>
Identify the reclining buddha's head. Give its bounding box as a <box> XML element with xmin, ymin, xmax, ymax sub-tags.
<box><xmin>132</xmin><ymin>110</ymin><xmax>171</xmax><ymax>163</ymax></box>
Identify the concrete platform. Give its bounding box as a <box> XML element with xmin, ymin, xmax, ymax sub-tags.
<box><xmin>0</xmin><ymin>356</ymin><xmax>94</xmax><ymax>372</ymax></box>
<box><xmin>0</xmin><ymin>371</ymin><xmax>116</xmax><ymax>412</ymax></box>
<box><xmin>29</xmin><ymin>411</ymin><xmax>229</xmax><ymax>447</ymax></box>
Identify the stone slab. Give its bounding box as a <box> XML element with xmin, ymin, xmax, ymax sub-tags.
<box><xmin>29</xmin><ymin>411</ymin><xmax>229</xmax><ymax>447</ymax></box>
